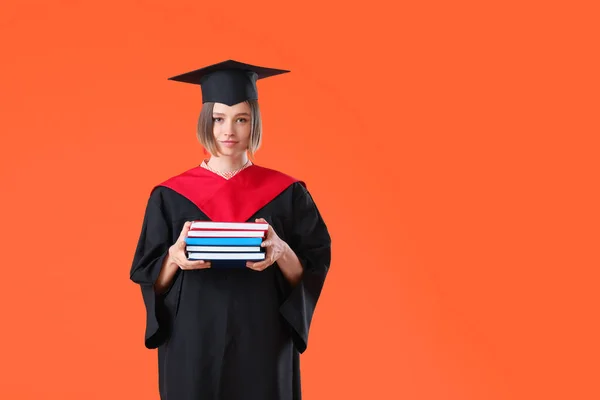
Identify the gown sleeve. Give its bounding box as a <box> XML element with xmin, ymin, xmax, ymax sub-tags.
<box><xmin>129</xmin><ymin>188</ymin><xmax>178</xmax><ymax>349</ymax></box>
<box><xmin>279</xmin><ymin>183</ymin><xmax>332</xmax><ymax>354</ymax></box>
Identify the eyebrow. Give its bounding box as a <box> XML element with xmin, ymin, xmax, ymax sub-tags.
<box><xmin>212</xmin><ymin>112</ymin><xmax>251</xmax><ymax>117</ymax></box>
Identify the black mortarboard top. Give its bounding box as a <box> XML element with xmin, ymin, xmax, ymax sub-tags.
<box><xmin>167</xmin><ymin>59</ymin><xmax>290</xmax><ymax>106</ymax></box>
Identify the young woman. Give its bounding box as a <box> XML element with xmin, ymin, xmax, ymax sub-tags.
<box><xmin>129</xmin><ymin>60</ymin><xmax>332</xmax><ymax>400</ymax></box>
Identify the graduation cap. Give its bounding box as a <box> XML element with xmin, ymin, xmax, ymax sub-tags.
<box><xmin>167</xmin><ymin>59</ymin><xmax>290</xmax><ymax>106</ymax></box>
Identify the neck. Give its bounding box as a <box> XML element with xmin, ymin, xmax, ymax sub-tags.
<box><xmin>206</xmin><ymin>153</ymin><xmax>249</xmax><ymax>173</ymax></box>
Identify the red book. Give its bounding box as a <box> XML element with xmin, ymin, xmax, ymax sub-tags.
<box><xmin>189</xmin><ymin>221</ymin><xmax>268</xmax><ymax>231</ymax></box>
<box><xmin>187</xmin><ymin>230</ymin><xmax>265</xmax><ymax>238</ymax></box>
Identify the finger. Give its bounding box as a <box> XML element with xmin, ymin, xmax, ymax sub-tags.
<box><xmin>181</xmin><ymin>260</ymin><xmax>211</xmax><ymax>269</ymax></box>
<box><xmin>265</xmin><ymin>223</ymin><xmax>277</xmax><ymax>237</ymax></box>
<box><xmin>176</xmin><ymin>239</ymin><xmax>187</xmax><ymax>253</ymax></box>
<box><xmin>247</xmin><ymin>260</ymin><xmax>270</xmax><ymax>271</ymax></box>
<box><xmin>187</xmin><ymin>259</ymin><xmax>209</xmax><ymax>266</ymax></box>
<box><xmin>178</xmin><ymin>221</ymin><xmax>193</xmax><ymax>242</ymax></box>
<box><xmin>255</xmin><ymin>218</ymin><xmax>274</xmax><ymax>238</ymax></box>
<box><xmin>247</xmin><ymin>263</ymin><xmax>263</xmax><ymax>271</ymax></box>
<box><xmin>261</xmin><ymin>239</ymin><xmax>271</xmax><ymax>248</ymax></box>
<box><xmin>176</xmin><ymin>253</ymin><xmax>205</xmax><ymax>266</ymax></box>
<box><xmin>256</xmin><ymin>219</ymin><xmax>267</xmax><ymax>231</ymax></box>
<box><xmin>185</xmin><ymin>258</ymin><xmax>210</xmax><ymax>266</ymax></box>
<box><xmin>191</xmin><ymin>261</ymin><xmax>211</xmax><ymax>269</ymax></box>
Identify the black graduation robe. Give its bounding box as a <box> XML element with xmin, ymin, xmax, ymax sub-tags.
<box><xmin>129</xmin><ymin>164</ymin><xmax>332</xmax><ymax>400</ymax></box>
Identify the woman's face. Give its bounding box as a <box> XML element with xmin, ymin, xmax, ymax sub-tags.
<box><xmin>212</xmin><ymin>101</ymin><xmax>252</xmax><ymax>157</ymax></box>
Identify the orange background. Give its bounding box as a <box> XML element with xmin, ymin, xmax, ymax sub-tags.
<box><xmin>1</xmin><ymin>1</ymin><xmax>599</xmax><ymax>399</ymax></box>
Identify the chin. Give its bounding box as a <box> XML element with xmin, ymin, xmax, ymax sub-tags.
<box><xmin>217</xmin><ymin>148</ymin><xmax>244</xmax><ymax>157</ymax></box>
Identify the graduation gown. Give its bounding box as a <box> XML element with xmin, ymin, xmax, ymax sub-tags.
<box><xmin>129</xmin><ymin>164</ymin><xmax>332</xmax><ymax>400</ymax></box>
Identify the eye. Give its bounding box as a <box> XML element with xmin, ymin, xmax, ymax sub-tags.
<box><xmin>212</xmin><ymin>117</ymin><xmax>223</xmax><ymax>122</ymax></box>
<box><xmin>237</xmin><ymin>118</ymin><xmax>248</xmax><ymax>123</ymax></box>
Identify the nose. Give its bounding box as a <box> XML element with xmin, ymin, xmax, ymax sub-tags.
<box><xmin>221</xmin><ymin>120</ymin><xmax>235</xmax><ymax>136</ymax></box>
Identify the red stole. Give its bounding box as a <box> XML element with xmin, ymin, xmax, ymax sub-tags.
<box><xmin>157</xmin><ymin>164</ymin><xmax>305</xmax><ymax>222</ymax></box>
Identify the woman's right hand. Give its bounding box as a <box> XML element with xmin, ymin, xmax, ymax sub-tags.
<box><xmin>168</xmin><ymin>221</ymin><xmax>212</xmax><ymax>270</ymax></box>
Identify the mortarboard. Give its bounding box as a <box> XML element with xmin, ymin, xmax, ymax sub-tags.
<box><xmin>167</xmin><ymin>59</ymin><xmax>290</xmax><ymax>106</ymax></box>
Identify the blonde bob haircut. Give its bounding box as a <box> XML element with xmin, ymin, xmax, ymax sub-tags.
<box><xmin>197</xmin><ymin>100</ymin><xmax>262</xmax><ymax>158</ymax></box>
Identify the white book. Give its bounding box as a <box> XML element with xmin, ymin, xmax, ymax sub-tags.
<box><xmin>186</xmin><ymin>246</ymin><xmax>262</xmax><ymax>252</ymax></box>
<box><xmin>188</xmin><ymin>252</ymin><xmax>266</xmax><ymax>260</ymax></box>
<box><xmin>187</xmin><ymin>230</ymin><xmax>265</xmax><ymax>237</ymax></box>
<box><xmin>190</xmin><ymin>221</ymin><xmax>268</xmax><ymax>231</ymax></box>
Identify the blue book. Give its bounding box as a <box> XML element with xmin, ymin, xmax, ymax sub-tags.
<box><xmin>185</xmin><ymin>237</ymin><xmax>263</xmax><ymax>246</ymax></box>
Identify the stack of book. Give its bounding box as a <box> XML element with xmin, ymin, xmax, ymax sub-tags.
<box><xmin>185</xmin><ymin>221</ymin><xmax>267</xmax><ymax>267</ymax></box>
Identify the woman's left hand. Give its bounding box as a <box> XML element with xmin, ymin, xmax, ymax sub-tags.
<box><xmin>246</xmin><ymin>218</ymin><xmax>287</xmax><ymax>271</ymax></box>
